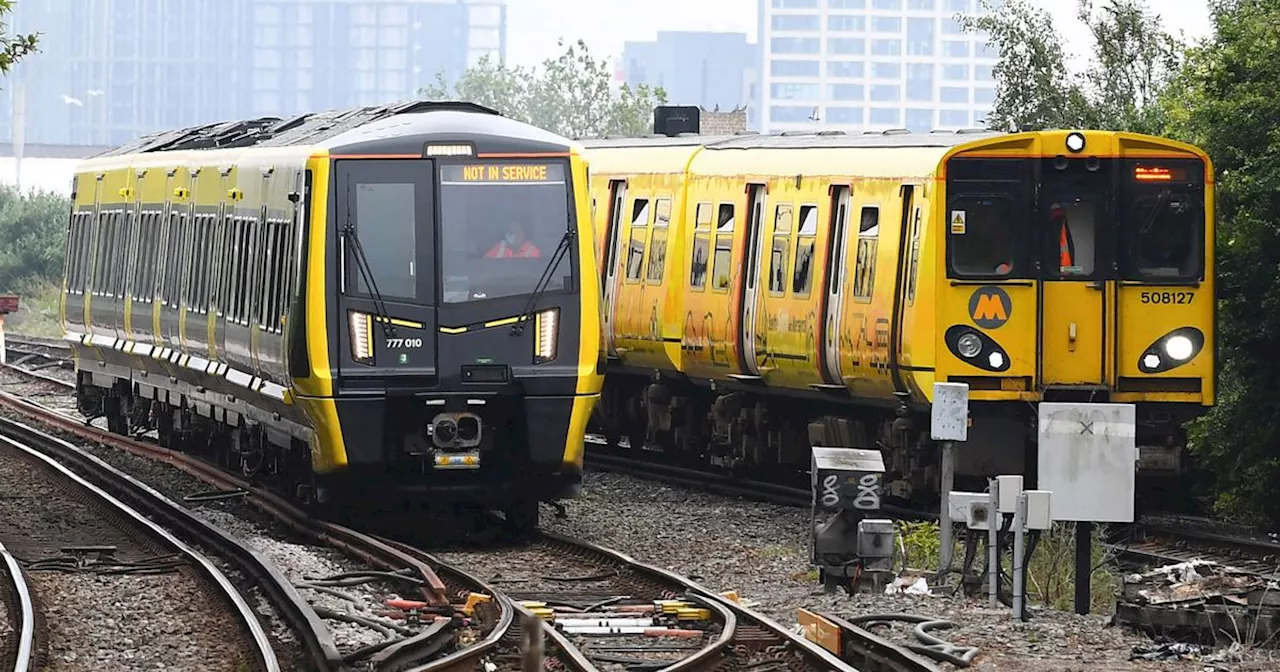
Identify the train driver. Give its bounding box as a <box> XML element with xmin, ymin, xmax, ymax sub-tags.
<box><xmin>485</xmin><ymin>222</ymin><xmax>542</xmax><ymax>258</ymax></box>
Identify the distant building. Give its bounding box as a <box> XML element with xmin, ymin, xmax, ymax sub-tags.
<box><xmin>700</xmin><ymin>107</ymin><xmax>750</xmax><ymax>135</ymax></box>
<box><xmin>621</xmin><ymin>31</ymin><xmax>755</xmax><ymax>112</ymax></box>
<box><xmin>757</xmin><ymin>0</ymin><xmax>1000</xmax><ymax>133</ymax></box>
<box><xmin>0</xmin><ymin>0</ymin><xmax>507</xmax><ymax>147</ymax></box>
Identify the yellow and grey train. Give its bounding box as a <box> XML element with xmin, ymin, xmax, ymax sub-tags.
<box><xmin>59</xmin><ymin>101</ymin><xmax>604</xmax><ymax>527</ymax></box>
<box><xmin>581</xmin><ymin>127</ymin><xmax>1214</xmax><ymax>501</ymax></box>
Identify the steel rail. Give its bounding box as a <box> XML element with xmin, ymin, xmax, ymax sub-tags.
<box><xmin>538</xmin><ymin>529</ymin><xmax>864</xmax><ymax>672</ymax></box>
<box><xmin>0</xmin><ymin>389</ymin><xmax>497</xmax><ymax>671</ymax></box>
<box><xmin>0</xmin><ymin>538</ymin><xmax>35</xmax><ymax>672</ymax></box>
<box><xmin>0</xmin><ymin>417</ymin><xmax>282</xmax><ymax>671</ymax></box>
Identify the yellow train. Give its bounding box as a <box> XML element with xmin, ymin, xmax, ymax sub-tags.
<box><xmin>60</xmin><ymin>101</ymin><xmax>604</xmax><ymax>529</ymax></box>
<box><xmin>582</xmin><ymin>126</ymin><xmax>1214</xmax><ymax>500</ymax></box>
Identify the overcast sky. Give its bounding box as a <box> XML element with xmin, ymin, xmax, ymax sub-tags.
<box><xmin>504</xmin><ymin>0</ymin><xmax>1213</xmax><ymax>70</ymax></box>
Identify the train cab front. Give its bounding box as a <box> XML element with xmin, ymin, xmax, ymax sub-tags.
<box><xmin>322</xmin><ymin>135</ymin><xmax>602</xmax><ymax>507</ymax></box>
<box><xmin>935</xmin><ymin>130</ymin><xmax>1214</xmax><ymax>476</ymax></box>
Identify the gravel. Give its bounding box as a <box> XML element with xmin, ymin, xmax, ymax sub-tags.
<box><xmin>542</xmin><ymin>470</ymin><xmax>1280</xmax><ymax>671</ymax></box>
<box><xmin>0</xmin><ymin>438</ymin><xmax>253</xmax><ymax>671</ymax></box>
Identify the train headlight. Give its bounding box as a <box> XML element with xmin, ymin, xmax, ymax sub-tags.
<box><xmin>349</xmin><ymin>311</ymin><xmax>374</xmax><ymax>364</ymax></box>
<box><xmin>957</xmin><ymin>333</ymin><xmax>982</xmax><ymax>358</ymax></box>
<box><xmin>534</xmin><ymin>308</ymin><xmax>559</xmax><ymax>363</ymax></box>
<box><xmin>1164</xmin><ymin>335</ymin><xmax>1194</xmax><ymax>361</ymax></box>
<box><xmin>1065</xmin><ymin>132</ymin><xmax>1086</xmax><ymax>153</ymax></box>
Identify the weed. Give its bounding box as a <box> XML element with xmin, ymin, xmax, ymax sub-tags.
<box><xmin>5</xmin><ymin>276</ymin><xmax>62</xmax><ymax>338</ymax></box>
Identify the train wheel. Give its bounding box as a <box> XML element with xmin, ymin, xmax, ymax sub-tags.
<box><xmin>503</xmin><ymin>501</ymin><xmax>540</xmax><ymax>538</ymax></box>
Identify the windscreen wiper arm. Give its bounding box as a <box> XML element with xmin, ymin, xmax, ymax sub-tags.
<box><xmin>512</xmin><ymin>228</ymin><xmax>575</xmax><ymax>336</ymax></box>
<box><xmin>343</xmin><ymin>185</ymin><xmax>395</xmax><ymax>338</ymax></box>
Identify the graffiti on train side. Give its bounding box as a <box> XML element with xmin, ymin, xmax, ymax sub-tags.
<box><xmin>838</xmin><ymin>313</ymin><xmax>893</xmax><ymax>376</ymax></box>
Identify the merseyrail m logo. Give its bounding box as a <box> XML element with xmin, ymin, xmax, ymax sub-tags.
<box><xmin>968</xmin><ymin>286</ymin><xmax>1011</xmax><ymax>329</ymax></box>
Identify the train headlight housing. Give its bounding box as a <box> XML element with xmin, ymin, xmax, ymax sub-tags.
<box><xmin>1065</xmin><ymin>132</ymin><xmax>1086</xmax><ymax>153</ymax></box>
<box><xmin>945</xmin><ymin>326</ymin><xmax>1011</xmax><ymax>373</ymax></box>
<box><xmin>534</xmin><ymin>308</ymin><xmax>559</xmax><ymax>363</ymax></box>
<box><xmin>1138</xmin><ymin>327</ymin><xmax>1205</xmax><ymax>374</ymax></box>
<box><xmin>349</xmin><ymin>311</ymin><xmax>374</xmax><ymax>364</ymax></box>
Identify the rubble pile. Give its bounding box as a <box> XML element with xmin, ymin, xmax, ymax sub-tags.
<box><xmin>1116</xmin><ymin>559</ymin><xmax>1280</xmax><ymax>647</ymax></box>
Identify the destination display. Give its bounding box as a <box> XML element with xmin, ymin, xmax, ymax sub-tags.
<box><xmin>441</xmin><ymin>162</ymin><xmax>566</xmax><ymax>184</ymax></box>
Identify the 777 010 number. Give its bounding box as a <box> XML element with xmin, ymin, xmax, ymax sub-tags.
<box><xmin>1139</xmin><ymin>291</ymin><xmax>1194</xmax><ymax>305</ymax></box>
<box><xmin>386</xmin><ymin>338</ymin><xmax>424</xmax><ymax>349</ymax></box>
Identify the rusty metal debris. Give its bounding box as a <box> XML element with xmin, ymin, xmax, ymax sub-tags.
<box><xmin>1115</xmin><ymin>559</ymin><xmax>1280</xmax><ymax>646</ymax></box>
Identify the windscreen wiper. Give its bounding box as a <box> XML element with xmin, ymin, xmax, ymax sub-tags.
<box><xmin>343</xmin><ymin>184</ymin><xmax>395</xmax><ymax>338</ymax></box>
<box><xmin>512</xmin><ymin>228</ymin><xmax>575</xmax><ymax>336</ymax></box>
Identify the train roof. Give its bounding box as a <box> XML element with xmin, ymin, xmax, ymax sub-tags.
<box><xmin>579</xmin><ymin>127</ymin><xmax>1002</xmax><ymax>151</ymax></box>
<box><xmin>93</xmin><ymin>100</ymin><xmax>579</xmax><ymax>159</ymax></box>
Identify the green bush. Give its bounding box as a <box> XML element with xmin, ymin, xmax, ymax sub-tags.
<box><xmin>0</xmin><ymin>184</ymin><xmax>70</xmax><ymax>336</ymax></box>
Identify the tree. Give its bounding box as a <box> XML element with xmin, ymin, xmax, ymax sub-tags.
<box><xmin>1161</xmin><ymin>0</ymin><xmax>1280</xmax><ymax>525</ymax></box>
<box><xmin>0</xmin><ymin>185</ymin><xmax>69</xmax><ymax>289</ymax></box>
<box><xmin>419</xmin><ymin>38</ymin><xmax>667</xmax><ymax>139</ymax></box>
<box><xmin>959</xmin><ymin>0</ymin><xmax>1181</xmax><ymax>132</ymax></box>
<box><xmin>0</xmin><ymin>0</ymin><xmax>38</xmax><ymax>76</ymax></box>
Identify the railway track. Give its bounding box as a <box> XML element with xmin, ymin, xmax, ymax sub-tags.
<box><xmin>1109</xmin><ymin>518</ymin><xmax>1280</xmax><ymax>580</ymax></box>
<box><xmin>0</xmin><ymin>414</ymin><xmax>279</xmax><ymax>670</ymax></box>
<box><xmin>0</xmin><ymin>338</ymin><xmax>938</xmax><ymax>671</ymax></box>
<box><xmin>0</xmin><ymin>536</ymin><xmax>35</xmax><ymax>672</ymax></box>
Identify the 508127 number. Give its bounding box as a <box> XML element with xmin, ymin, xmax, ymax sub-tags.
<box><xmin>386</xmin><ymin>337</ymin><xmax>423</xmax><ymax>349</ymax></box>
<box><xmin>1140</xmin><ymin>291</ymin><xmax>1194</xmax><ymax>305</ymax></box>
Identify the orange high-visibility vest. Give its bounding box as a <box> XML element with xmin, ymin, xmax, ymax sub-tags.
<box><xmin>486</xmin><ymin>240</ymin><xmax>541</xmax><ymax>258</ymax></box>
<box><xmin>1059</xmin><ymin>222</ymin><xmax>1073</xmax><ymax>267</ymax></box>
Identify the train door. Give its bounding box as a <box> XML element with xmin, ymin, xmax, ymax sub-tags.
<box><xmin>600</xmin><ymin>180</ymin><xmax>626</xmax><ymax>356</ymax></box>
<box><xmin>819</xmin><ymin>186</ymin><xmax>851</xmax><ymax>385</ymax></box>
<box><xmin>1038</xmin><ymin>159</ymin><xmax>1112</xmax><ymax>386</ymax></box>
<box><xmin>737</xmin><ymin>184</ymin><xmax>767</xmax><ymax>376</ymax></box>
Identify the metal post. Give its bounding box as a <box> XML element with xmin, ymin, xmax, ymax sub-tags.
<box><xmin>0</xmin><ymin>314</ymin><xmax>7</xmax><ymax>365</ymax></box>
<box><xmin>1074</xmin><ymin>521</ymin><xmax>1092</xmax><ymax>615</ymax></box>
<box><xmin>521</xmin><ymin>611</ymin><xmax>544</xmax><ymax>672</ymax></box>
<box><xmin>12</xmin><ymin>80</ymin><xmax>24</xmax><ymax>193</ymax></box>
<box><xmin>987</xmin><ymin>478</ymin><xmax>999</xmax><ymax>608</ymax></box>
<box><xmin>1012</xmin><ymin>492</ymin><xmax>1026</xmax><ymax>620</ymax></box>
<box><xmin>938</xmin><ymin>441</ymin><xmax>955</xmax><ymax>575</ymax></box>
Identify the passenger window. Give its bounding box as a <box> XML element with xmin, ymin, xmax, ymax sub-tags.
<box><xmin>695</xmin><ymin>203</ymin><xmax>713</xmax><ymax>230</ymax></box>
<box><xmin>716</xmin><ymin>203</ymin><xmax>735</xmax><ymax>231</ymax></box>
<box><xmin>852</xmin><ymin>206</ymin><xmax>879</xmax><ymax>301</ymax></box>
<box><xmin>769</xmin><ymin>204</ymin><xmax>793</xmax><ymax>295</ymax></box>
<box><xmin>947</xmin><ymin>195</ymin><xmax>1015</xmax><ymax>276</ymax></box>
<box><xmin>906</xmin><ymin>207</ymin><xmax>922</xmax><ymax>304</ymax></box>
<box><xmin>792</xmin><ymin>204</ymin><xmax>818</xmax><ymax>295</ymax></box>
<box><xmin>647</xmin><ymin>198</ymin><xmax>670</xmax><ymax>283</ymax></box>
<box><xmin>712</xmin><ymin>236</ymin><xmax>733</xmax><ymax>292</ymax></box>
<box><xmin>625</xmin><ymin>198</ymin><xmax>649</xmax><ymax>281</ymax></box>
<box><xmin>691</xmin><ymin>233</ymin><xmax>710</xmax><ymax>290</ymax></box>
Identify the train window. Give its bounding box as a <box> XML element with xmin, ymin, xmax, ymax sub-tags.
<box><xmin>625</xmin><ymin>198</ymin><xmax>649</xmax><ymax>282</ymax></box>
<box><xmin>695</xmin><ymin>203</ymin><xmax>713</xmax><ymax>231</ymax></box>
<box><xmin>769</xmin><ymin>236</ymin><xmax>790</xmax><ymax>295</ymax></box>
<box><xmin>947</xmin><ymin>194</ymin><xmax>1015</xmax><ymax>277</ymax></box>
<box><xmin>347</xmin><ymin>182</ymin><xmax>417</xmax><ymax>301</ymax></box>
<box><xmin>690</xmin><ymin>233</ymin><xmax>710</xmax><ymax>290</ymax></box>
<box><xmin>792</xmin><ymin>205</ymin><xmax>818</xmax><ymax>296</ymax></box>
<box><xmin>852</xmin><ymin>206</ymin><xmax>879</xmax><ymax>301</ymax></box>
<box><xmin>711</xmin><ymin>235</ymin><xmax>733</xmax><ymax>292</ymax></box>
<box><xmin>774</xmin><ymin>203</ymin><xmax>793</xmax><ymax>234</ymax></box>
<box><xmin>161</xmin><ymin>213</ymin><xmax>178</xmax><ymax>307</ymax></box>
<box><xmin>647</xmin><ymin>199</ymin><xmax>670</xmax><ymax>283</ymax></box>
<box><xmin>131</xmin><ymin>214</ymin><xmax>146</xmax><ymax>301</ymax></box>
<box><xmin>906</xmin><ymin>206</ymin><xmax>922</xmax><ymax>304</ymax></box>
<box><xmin>717</xmin><ymin>204</ymin><xmax>735</xmax><ymax>231</ymax></box>
<box><xmin>1127</xmin><ymin>190</ymin><xmax>1202</xmax><ymax>280</ymax></box>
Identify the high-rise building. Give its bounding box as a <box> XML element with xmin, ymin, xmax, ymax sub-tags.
<box><xmin>620</xmin><ymin>31</ymin><xmax>755</xmax><ymax>112</ymax></box>
<box><xmin>0</xmin><ymin>0</ymin><xmax>507</xmax><ymax>147</ymax></box>
<box><xmin>756</xmin><ymin>0</ymin><xmax>1000</xmax><ymax>133</ymax></box>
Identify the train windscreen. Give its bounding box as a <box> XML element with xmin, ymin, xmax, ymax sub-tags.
<box><xmin>438</xmin><ymin>161</ymin><xmax>573</xmax><ymax>303</ymax></box>
<box><xmin>1122</xmin><ymin>158</ymin><xmax>1205</xmax><ymax>281</ymax></box>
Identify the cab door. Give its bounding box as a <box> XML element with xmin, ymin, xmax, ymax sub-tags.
<box><xmin>1038</xmin><ymin>159</ymin><xmax>1113</xmax><ymax>386</ymax></box>
<box><xmin>736</xmin><ymin>184</ymin><xmax>767</xmax><ymax>376</ymax></box>
<box><xmin>599</xmin><ymin>180</ymin><xmax>626</xmax><ymax>356</ymax></box>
